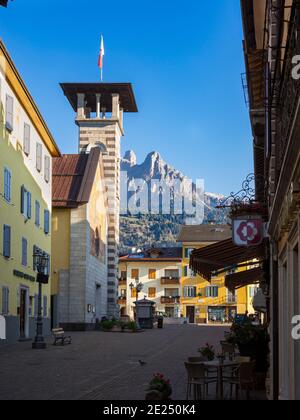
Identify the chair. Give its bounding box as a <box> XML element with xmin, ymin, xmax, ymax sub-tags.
<box><xmin>220</xmin><ymin>341</ymin><xmax>236</xmax><ymax>361</ymax></box>
<box><xmin>184</xmin><ymin>362</ymin><xmax>217</xmax><ymax>400</ymax></box>
<box><xmin>228</xmin><ymin>362</ymin><xmax>256</xmax><ymax>400</ymax></box>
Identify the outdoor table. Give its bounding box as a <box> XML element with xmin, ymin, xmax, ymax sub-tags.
<box><xmin>203</xmin><ymin>360</ymin><xmax>239</xmax><ymax>400</ymax></box>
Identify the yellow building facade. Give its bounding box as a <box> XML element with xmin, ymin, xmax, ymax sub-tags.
<box><xmin>178</xmin><ymin>225</ymin><xmax>257</xmax><ymax>324</ymax></box>
<box><xmin>51</xmin><ymin>149</ymin><xmax>109</xmax><ymax>330</ymax></box>
<box><xmin>0</xmin><ymin>40</ymin><xmax>60</xmax><ymax>344</ymax></box>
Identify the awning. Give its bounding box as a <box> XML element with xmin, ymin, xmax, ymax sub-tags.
<box><xmin>225</xmin><ymin>267</ymin><xmax>263</xmax><ymax>292</ymax></box>
<box><xmin>190</xmin><ymin>238</ymin><xmax>265</xmax><ymax>281</ymax></box>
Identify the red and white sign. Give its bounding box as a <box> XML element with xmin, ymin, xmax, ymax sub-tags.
<box><xmin>233</xmin><ymin>217</ymin><xmax>263</xmax><ymax>247</ymax></box>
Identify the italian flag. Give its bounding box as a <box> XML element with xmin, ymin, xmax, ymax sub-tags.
<box><xmin>98</xmin><ymin>35</ymin><xmax>105</xmax><ymax>70</ymax></box>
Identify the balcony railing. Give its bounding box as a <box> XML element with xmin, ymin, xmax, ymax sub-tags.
<box><xmin>161</xmin><ymin>296</ymin><xmax>181</xmax><ymax>304</ymax></box>
<box><xmin>161</xmin><ymin>277</ymin><xmax>180</xmax><ymax>285</ymax></box>
<box><xmin>276</xmin><ymin>3</ymin><xmax>300</xmax><ymax>169</ymax></box>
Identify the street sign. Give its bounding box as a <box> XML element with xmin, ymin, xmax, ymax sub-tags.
<box><xmin>233</xmin><ymin>216</ymin><xmax>263</xmax><ymax>247</ymax></box>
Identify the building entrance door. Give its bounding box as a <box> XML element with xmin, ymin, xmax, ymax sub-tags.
<box><xmin>186</xmin><ymin>306</ymin><xmax>195</xmax><ymax>324</ymax></box>
<box><xmin>19</xmin><ymin>288</ymin><xmax>28</xmax><ymax>338</ymax></box>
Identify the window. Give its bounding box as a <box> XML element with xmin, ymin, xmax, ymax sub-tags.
<box><xmin>21</xmin><ymin>186</ymin><xmax>32</xmax><ymax>219</ymax></box>
<box><xmin>131</xmin><ymin>269</ymin><xmax>139</xmax><ymax>280</ymax></box>
<box><xmin>185</xmin><ymin>248</ymin><xmax>195</xmax><ymax>259</ymax></box>
<box><xmin>131</xmin><ymin>288</ymin><xmax>137</xmax><ymax>298</ymax></box>
<box><xmin>1</xmin><ymin>287</ymin><xmax>9</xmax><ymax>315</ymax></box>
<box><xmin>36</xmin><ymin>143</ymin><xmax>42</xmax><ymax>172</ymax></box>
<box><xmin>44</xmin><ymin>210</ymin><xmax>50</xmax><ymax>234</ymax></box>
<box><xmin>44</xmin><ymin>155</ymin><xmax>50</xmax><ymax>183</ymax></box>
<box><xmin>23</xmin><ymin>123</ymin><xmax>30</xmax><ymax>155</ymax></box>
<box><xmin>165</xmin><ymin>269</ymin><xmax>179</xmax><ymax>279</ymax></box>
<box><xmin>183</xmin><ymin>266</ymin><xmax>195</xmax><ymax>278</ymax></box>
<box><xmin>206</xmin><ymin>286</ymin><xmax>219</xmax><ymax>298</ymax></box>
<box><xmin>22</xmin><ymin>238</ymin><xmax>27</xmax><ymax>267</ymax></box>
<box><xmin>3</xmin><ymin>168</ymin><xmax>11</xmax><ymax>202</ymax></box>
<box><xmin>34</xmin><ymin>294</ymin><xmax>38</xmax><ymax>318</ymax></box>
<box><xmin>184</xmin><ymin>286</ymin><xmax>197</xmax><ymax>298</ymax></box>
<box><xmin>35</xmin><ymin>201</ymin><xmax>40</xmax><ymax>227</ymax></box>
<box><xmin>5</xmin><ymin>94</ymin><xmax>13</xmax><ymax>131</ymax></box>
<box><xmin>120</xmin><ymin>271</ymin><xmax>127</xmax><ymax>280</ymax></box>
<box><xmin>148</xmin><ymin>269</ymin><xmax>156</xmax><ymax>280</ymax></box>
<box><xmin>148</xmin><ymin>287</ymin><xmax>156</xmax><ymax>298</ymax></box>
<box><xmin>249</xmin><ymin>286</ymin><xmax>258</xmax><ymax>298</ymax></box>
<box><xmin>43</xmin><ymin>296</ymin><xmax>48</xmax><ymax>318</ymax></box>
<box><xmin>3</xmin><ymin>225</ymin><xmax>11</xmax><ymax>258</ymax></box>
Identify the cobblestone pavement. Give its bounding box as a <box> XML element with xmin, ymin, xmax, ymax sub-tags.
<box><xmin>0</xmin><ymin>325</ymin><xmax>259</xmax><ymax>401</ymax></box>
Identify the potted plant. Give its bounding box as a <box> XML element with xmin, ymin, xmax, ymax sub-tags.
<box><xmin>198</xmin><ymin>343</ymin><xmax>215</xmax><ymax>361</ymax></box>
<box><xmin>226</xmin><ymin>322</ymin><xmax>270</xmax><ymax>387</ymax></box>
<box><xmin>145</xmin><ymin>374</ymin><xmax>172</xmax><ymax>400</ymax></box>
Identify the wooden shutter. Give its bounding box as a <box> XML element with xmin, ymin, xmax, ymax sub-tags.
<box><xmin>43</xmin><ymin>296</ymin><xmax>48</xmax><ymax>317</ymax></box>
<box><xmin>148</xmin><ymin>269</ymin><xmax>156</xmax><ymax>279</ymax></box>
<box><xmin>35</xmin><ymin>201</ymin><xmax>40</xmax><ymax>227</ymax></box>
<box><xmin>131</xmin><ymin>269</ymin><xmax>139</xmax><ymax>279</ymax></box>
<box><xmin>148</xmin><ymin>287</ymin><xmax>156</xmax><ymax>298</ymax></box>
<box><xmin>36</xmin><ymin>143</ymin><xmax>42</xmax><ymax>172</ymax></box>
<box><xmin>34</xmin><ymin>294</ymin><xmax>38</xmax><ymax>317</ymax></box>
<box><xmin>4</xmin><ymin>168</ymin><xmax>11</xmax><ymax>202</ymax></box>
<box><xmin>2</xmin><ymin>287</ymin><xmax>9</xmax><ymax>315</ymax></box>
<box><xmin>24</xmin><ymin>123</ymin><xmax>30</xmax><ymax>155</ymax></box>
<box><xmin>20</xmin><ymin>186</ymin><xmax>25</xmax><ymax>214</ymax></box>
<box><xmin>5</xmin><ymin>95</ymin><xmax>13</xmax><ymax>131</ymax></box>
<box><xmin>22</xmin><ymin>238</ymin><xmax>27</xmax><ymax>267</ymax></box>
<box><xmin>44</xmin><ymin>210</ymin><xmax>50</xmax><ymax>234</ymax></box>
<box><xmin>44</xmin><ymin>156</ymin><xmax>50</xmax><ymax>183</ymax></box>
<box><xmin>3</xmin><ymin>225</ymin><xmax>11</xmax><ymax>258</ymax></box>
<box><xmin>27</xmin><ymin>192</ymin><xmax>32</xmax><ymax>219</ymax></box>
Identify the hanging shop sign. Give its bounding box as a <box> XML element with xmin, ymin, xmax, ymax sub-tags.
<box><xmin>233</xmin><ymin>216</ymin><xmax>263</xmax><ymax>247</ymax></box>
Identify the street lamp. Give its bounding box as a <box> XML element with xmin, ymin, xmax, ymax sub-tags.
<box><xmin>129</xmin><ymin>278</ymin><xmax>143</xmax><ymax>329</ymax></box>
<box><xmin>32</xmin><ymin>250</ymin><xmax>49</xmax><ymax>350</ymax></box>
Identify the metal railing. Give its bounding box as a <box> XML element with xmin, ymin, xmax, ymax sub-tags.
<box><xmin>161</xmin><ymin>277</ymin><xmax>180</xmax><ymax>285</ymax></box>
<box><xmin>161</xmin><ymin>296</ymin><xmax>181</xmax><ymax>304</ymax></box>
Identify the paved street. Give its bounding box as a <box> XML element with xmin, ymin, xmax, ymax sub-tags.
<box><xmin>0</xmin><ymin>325</ymin><xmax>227</xmax><ymax>400</ymax></box>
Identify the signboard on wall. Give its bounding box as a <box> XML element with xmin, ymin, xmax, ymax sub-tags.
<box><xmin>233</xmin><ymin>216</ymin><xmax>263</xmax><ymax>247</ymax></box>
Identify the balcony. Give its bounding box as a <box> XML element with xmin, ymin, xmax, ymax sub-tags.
<box><xmin>118</xmin><ymin>278</ymin><xmax>127</xmax><ymax>287</ymax></box>
<box><xmin>118</xmin><ymin>297</ymin><xmax>127</xmax><ymax>305</ymax></box>
<box><xmin>161</xmin><ymin>296</ymin><xmax>181</xmax><ymax>305</ymax></box>
<box><xmin>161</xmin><ymin>277</ymin><xmax>180</xmax><ymax>285</ymax></box>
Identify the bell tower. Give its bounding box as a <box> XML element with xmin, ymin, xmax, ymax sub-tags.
<box><xmin>61</xmin><ymin>83</ymin><xmax>138</xmax><ymax>316</ymax></box>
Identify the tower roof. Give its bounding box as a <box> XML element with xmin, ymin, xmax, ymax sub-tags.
<box><xmin>60</xmin><ymin>82</ymin><xmax>138</xmax><ymax>113</ymax></box>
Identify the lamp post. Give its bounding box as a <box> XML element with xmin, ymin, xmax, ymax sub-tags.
<box><xmin>32</xmin><ymin>250</ymin><xmax>49</xmax><ymax>350</ymax></box>
<box><xmin>129</xmin><ymin>278</ymin><xmax>143</xmax><ymax>330</ymax></box>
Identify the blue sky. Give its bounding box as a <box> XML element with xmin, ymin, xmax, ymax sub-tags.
<box><xmin>0</xmin><ymin>0</ymin><xmax>253</xmax><ymax>196</ymax></box>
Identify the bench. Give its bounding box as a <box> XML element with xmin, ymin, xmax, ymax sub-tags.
<box><xmin>52</xmin><ymin>328</ymin><xmax>72</xmax><ymax>346</ymax></box>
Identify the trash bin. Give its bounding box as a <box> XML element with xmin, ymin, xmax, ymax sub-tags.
<box><xmin>157</xmin><ymin>316</ymin><xmax>164</xmax><ymax>329</ymax></box>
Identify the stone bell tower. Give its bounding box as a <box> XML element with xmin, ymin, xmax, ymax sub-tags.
<box><xmin>60</xmin><ymin>83</ymin><xmax>138</xmax><ymax>316</ymax></box>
